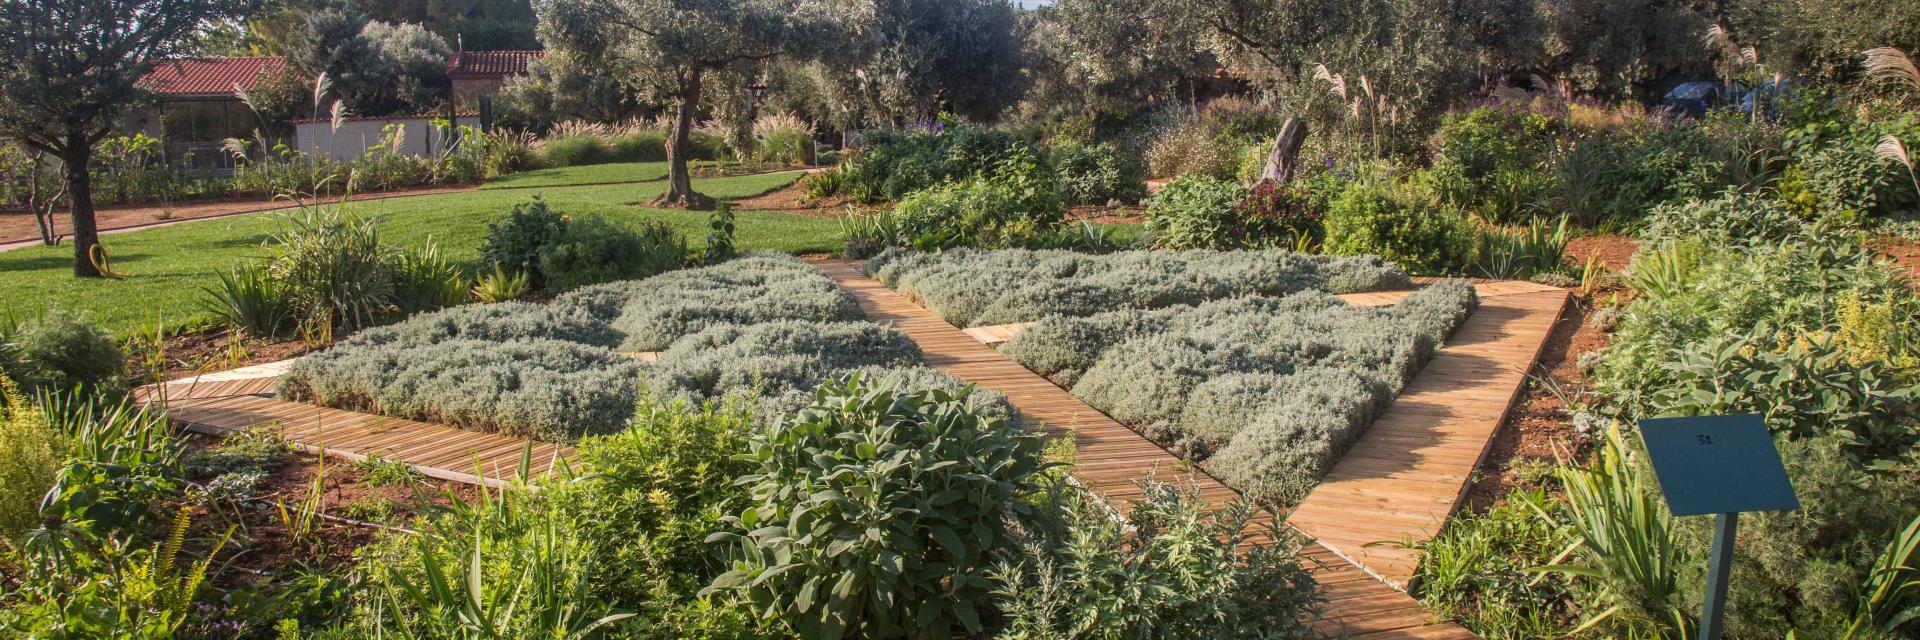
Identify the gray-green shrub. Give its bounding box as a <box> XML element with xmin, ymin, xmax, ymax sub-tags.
<box><xmin>343</xmin><ymin>300</ymin><xmax>622</xmax><ymax>349</ymax></box>
<box><xmin>867</xmin><ymin>248</ymin><xmax>1410</xmax><ymax>327</ymax></box>
<box><xmin>279</xmin><ymin>337</ymin><xmax>643</xmax><ymax>441</ymax></box>
<box><xmin>1011</xmin><ymin>283</ymin><xmax>1476</xmax><ymax>504</ymax></box>
<box><xmin>553</xmin><ymin>254</ymin><xmax>861</xmax><ymax>351</ymax></box>
<box><xmin>991</xmin><ymin>477</ymin><xmax>1318</xmax><ymax>640</ymax></box>
<box><xmin>11</xmin><ymin>310</ymin><xmax>123</xmax><ymax>392</ymax></box>
<box><xmin>648</xmin><ymin>320</ymin><xmax>921</xmax><ymax>411</ymax></box>
<box><xmin>1641</xmin><ymin>191</ymin><xmax>1807</xmax><ymax>247</ymax></box>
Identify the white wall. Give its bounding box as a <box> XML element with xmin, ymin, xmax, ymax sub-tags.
<box><xmin>294</xmin><ymin>116</ymin><xmax>481</xmax><ymax>162</ymax></box>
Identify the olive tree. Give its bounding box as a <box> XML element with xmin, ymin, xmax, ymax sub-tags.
<box><xmin>540</xmin><ymin>0</ymin><xmax>856</xmax><ymax>209</ymax></box>
<box><xmin>803</xmin><ymin>0</ymin><xmax>1028</xmax><ymax>129</ymax></box>
<box><xmin>0</xmin><ymin>0</ymin><xmax>249</xmax><ymax>277</ymax></box>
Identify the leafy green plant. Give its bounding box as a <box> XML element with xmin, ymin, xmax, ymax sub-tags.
<box><xmin>1143</xmin><ymin>174</ymin><xmax>1249</xmax><ymax>249</ymax></box>
<box><xmin>1641</xmin><ymin>192</ymin><xmax>1806</xmax><ymax>247</ymax></box>
<box><xmin>481</xmin><ymin>196</ymin><xmax>568</xmax><ymax>290</ymax></box>
<box><xmin>838</xmin><ymin>209</ymin><xmax>903</xmax><ymax>259</ymax></box>
<box><xmin>537</xmin><ymin>216</ymin><xmax>688</xmax><ymax>292</ymax></box>
<box><xmin>1473</xmin><ymin>216</ymin><xmax>1571</xmax><ymax>280</ymax></box>
<box><xmin>470</xmin><ymin>265</ymin><xmax>531</xmax><ymax>303</ymax></box>
<box><xmin>889</xmin><ymin>177</ymin><xmax>1064</xmax><ymax>251</ymax></box>
<box><xmin>1533</xmin><ymin>428</ymin><xmax>1691</xmax><ymax>638</ymax></box>
<box><xmin>705</xmin><ymin>374</ymin><xmax>1047</xmax><ymax>639</ymax></box>
<box><xmin>269</xmin><ymin>202</ymin><xmax>399</xmax><ymax>333</ymax></box>
<box><xmin>1321</xmin><ymin>178</ymin><xmax>1478</xmax><ymax>275</ymax></box>
<box><xmin>375</xmin><ymin>490</ymin><xmax>635</xmax><ymax>639</ymax></box>
<box><xmin>1848</xmin><ymin>511</ymin><xmax>1920</xmax><ymax>636</ymax></box>
<box><xmin>356</xmin><ymin>453</ymin><xmax>422</xmax><ymax>487</ymax></box>
<box><xmin>704</xmin><ymin>202</ymin><xmax>738</xmax><ymax>264</ymax></box>
<box><xmin>1404</xmin><ymin>488</ymin><xmax>1579</xmax><ymax>639</ymax></box>
<box><xmin>203</xmin><ymin>262</ymin><xmax>288</xmax><ymax>337</ymax></box>
<box><xmin>991</xmin><ymin>477</ymin><xmax>1319</xmax><ymax>639</ymax></box>
<box><xmin>1048</xmin><ymin>140</ymin><xmax>1142</xmax><ymax>205</ymax></box>
<box><xmin>0</xmin><ymin>373</ymin><xmax>61</xmax><ymax>537</ymax></box>
<box><xmin>391</xmin><ymin>241</ymin><xmax>468</xmax><ymax>316</ymax></box>
<box><xmin>9</xmin><ymin>309</ymin><xmax>123</xmax><ymax>393</ymax></box>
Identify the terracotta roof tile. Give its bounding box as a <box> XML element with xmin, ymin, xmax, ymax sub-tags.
<box><xmin>447</xmin><ymin>50</ymin><xmax>544</xmax><ymax>78</ymax></box>
<box><xmin>141</xmin><ymin>57</ymin><xmax>286</xmax><ymax>97</ymax></box>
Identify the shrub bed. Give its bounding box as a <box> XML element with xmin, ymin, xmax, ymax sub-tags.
<box><xmin>553</xmin><ymin>254</ymin><xmax>862</xmax><ymax>352</ymax></box>
<box><xmin>866</xmin><ymin>248</ymin><xmax>1411</xmax><ymax>326</ymax></box>
<box><xmin>1004</xmin><ymin>283</ymin><xmax>1478</xmax><ymax>505</ymax></box>
<box><xmin>282</xmin><ymin>253</ymin><xmax>1014</xmax><ymax>440</ymax></box>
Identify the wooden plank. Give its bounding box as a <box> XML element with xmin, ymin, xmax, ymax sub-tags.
<box><xmin>807</xmin><ymin>258</ymin><xmax>1489</xmax><ymax>640</ymax></box>
<box><xmin>1286</xmin><ymin>290</ymin><xmax>1568</xmax><ymax>588</ymax></box>
<box><xmin>163</xmin><ymin>393</ymin><xmax>574</xmax><ymax>490</ymax></box>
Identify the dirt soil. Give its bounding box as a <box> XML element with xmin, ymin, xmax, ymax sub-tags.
<box><xmin>726</xmin><ymin>180</ymin><xmax>881</xmax><ymax>218</ymax></box>
<box><xmin>125</xmin><ymin>327</ymin><xmax>315</xmax><ymax>384</ymax></box>
<box><xmin>1563</xmin><ymin>234</ymin><xmax>1639</xmax><ymax>271</ymax></box>
<box><xmin>1462</xmin><ymin>290</ymin><xmax>1613</xmax><ymax>511</ymax></box>
<box><xmin>0</xmin><ymin>184</ymin><xmax>477</xmax><ymax>247</ymax></box>
<box><xmin>177</xmin><ymin>433</ymin><xmax>480</xmax><ymax>586</ymax></box>
<box><xmin>1868</xmin><ymin>236</ymin><xmax>1920</xmax><ymax>285</ymax></box>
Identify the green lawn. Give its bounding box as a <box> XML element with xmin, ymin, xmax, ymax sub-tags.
<box><xmin>478</xmin><ymin>162</ymin><xmax>670</xmax><ymax>190</ymax></box>
<box><xmin>0</xmin><ymin>171</ymin><xmax>829</xmax><ymax>335</ymax></box>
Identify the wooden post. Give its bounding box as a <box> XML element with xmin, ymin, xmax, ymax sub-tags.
<box><xmin>1262</xmin><ymin>117</ymin><xmax>1308</xmax><ymax>184</ymax></box>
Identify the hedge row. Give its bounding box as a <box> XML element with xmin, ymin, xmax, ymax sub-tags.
<box><xmin>866</xmin><ymin>248</ymin><xmax>1411</xmax><ymax>326</ymax></box>
<box><xmin>1006</xmin><ymin>282</ymin><xmax>1477</xmax><ymax>505</ymax></box>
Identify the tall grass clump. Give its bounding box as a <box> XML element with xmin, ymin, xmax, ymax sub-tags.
<box><xmin>752</xmin><ymin>112</ymin><xmax>816</xmax><ymax>166</ymax></box>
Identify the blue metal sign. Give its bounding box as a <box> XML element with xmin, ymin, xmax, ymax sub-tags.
<box><xmin>1638</xmin><ymin>414</ymin><xmax>1800</xmax><ymax>517</ymax></box>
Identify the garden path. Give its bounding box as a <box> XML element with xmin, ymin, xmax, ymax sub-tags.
<box><xmin>809</xmin><ymin>258</ymin><xmax>1496</xmax><ymax>640</ymax></box>
<box><xmin>141</xmin><ymin>375</ymin><xmax>572</xmax><ymax>489</ymax></box>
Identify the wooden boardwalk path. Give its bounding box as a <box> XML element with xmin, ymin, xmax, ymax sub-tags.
<box><xmin>140</xmin><ymin>375</ymin><xmax>573</xmax><ymax>488</ymax></box>
<box><xmin>811</xmin><ymin>259</ymin><xmax>1507</xmax><ymax>639</ymax></box>
<box><xmin>1287</xmin><ymin>287</ymin><xmax>1566</xmax><ymax>587</ymax></box>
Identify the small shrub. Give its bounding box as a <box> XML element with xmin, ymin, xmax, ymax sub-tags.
<box><xmin>390</xmin><ymin>241</ymin><xmax>467</xmax><ymax>316</ymax></box>
<box><xmin>555</xmin><ymin>395</ymin><xmax>755</xmax><ymax>602</ymax></box>
<box><xmin>553</xmin><ymin>254</ymin><xmax>860</xmax><ymax>351</ymax></box>
<box><xmin>889</xmin><ymin>178</ymin><xmax>1062</xmax><ymax>250</ymax></box>
<box><xmin>12</xmin><ymin>310</ymin><xmax>123</xmax><ymax>393</ymax></box>
<box><xmin>343</xmin><ymin>300</ymin><xmax>622</xmax><ymax>348</ymax></box>
<box><xmin>705</xmin><ymin>374</ymin><xmax>1046</xmax><ymax>638</ymax></box>
<box><xmin>0</xmin><ymin>375</ymin><xmax>61</xmax><ymax>537</ymax></box>
<box><xmin>482</xmin><ymin>196</ymin><xmax>568</xmax><ymax>290</ymax></box>
<box><xmin>648</xmin><ymin>320</ymin><xmax>922</xmax><ymax>412</ymax></box>
<box><xmin>1049</xmin><ymin>140</ymin><xmax>1141</xmax><ymax>205</ymax></box>
<box><xmin>1322</xmin><ymin>178</ymin><xmax>1477</xmax><ymax>275</ymax></box>
<box><xmin>991</xmin><ymin>477</ymin><xmax>1318</xmax><ymax>639</ymax></box>
<box><xmin>181</xmin><ymin>426</ymin><xmax>291</xmax><ymax>479</ymax></box>
<box><xmin>611</xmin><ymin>130</ymin><xmax>668</xmax><ymax>162</ymax></box>
<box><xmin>470</xmin><ymin>264</ymin><xmax>531</xmax><ymax>303</ymax></box>
<box><xmin>203</xmin><ymin>263</ymin><xmax>288</xmax><ymax>337</ymax></box>
<box><xmin>1641</xmin><ymin>191</ymin><xmax>1806</xmax><ymax>247</ymax></box>
<box><xmin>538</xmin><ymin>216</ymin><xmax>688</xmax><ymax>292</ymax></box>
<box><xmin>873</xmin><ymin>248</ymin><xmax>1410</xmax><ymax>327</ymax></box>
<box><xmin>1143</xmin><ymin>117</ymin><xmax>1239</xmax><ymax>180</ymax></box>
<box><xmin>1143</xmin><ymin>175</ymin><xmax>1250</xmax><ymax>249</ymax></box>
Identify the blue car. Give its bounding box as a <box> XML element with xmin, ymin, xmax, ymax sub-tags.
<box><xmin>1661</xmin><ymin>81</ymin><xmax>1747</xmax><ymax>118</ymax></box>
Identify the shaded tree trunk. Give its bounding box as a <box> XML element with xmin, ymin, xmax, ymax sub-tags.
<box><xmin>1262</xmin><ymin>117</ymin><xmax>1308</xmax><ymax>184</ymax></box>
<box><xmin>651</xmin><ymin>67</ymin><xmax>716</xmax><ymax>210</ymax></box>
<box><xmin>63</xmin><ymin>135</ymin><xmax>102</xmax><ymax>278</ymax></box>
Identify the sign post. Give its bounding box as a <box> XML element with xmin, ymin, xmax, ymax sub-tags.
<box><xmin>1637</xmin><ymin>414</ymin><xmax>1800</xmax><ymax>640</ymax></box>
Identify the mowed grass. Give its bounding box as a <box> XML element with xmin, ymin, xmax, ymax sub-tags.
<box><xmin>0</xmin><ymin>171</ymin><xmax>827</xmax><ymax>335</ymax></box>
<box><xmin>479</xmin><ymin>161</ymin><xmax>670</xmax><ymax>190</ymax></box>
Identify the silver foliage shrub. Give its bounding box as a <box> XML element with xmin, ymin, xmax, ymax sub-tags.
<box><xmin>279</xmin><ymin>337</ymin><xmax>644</xmax><ymax>442</ymax></box>
<box><xmin>344</xmin><ymin>300</ymin><xmax>622</xmax><ymax>348</ymax></box>
<box><xmin>1022</xmin><ymin>282</ymin><xmax>1477</xmax><ymax>505</ymax></box>
<box><xmin>647</xmin><ymin>320</ymin><xmax>923</xmax><ymax>413</ymax></box>
<box><xmin>866</xmin><ymin>248</ymin><xmax>1411</xmax><ymax>326</ymax></box>
<box><xmin>554</xmin><ymin>254</ymin><xmax>862</xmax><ymax>351</ymax></box>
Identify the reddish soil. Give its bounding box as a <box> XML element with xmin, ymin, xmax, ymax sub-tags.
<box><xmin>1868</xmin><ymin>236</ymin><xmax>1920</xmax><ymax>285</ymax></box>
<box><xmin>1563</xmin><ymin>234</ymin><xmax>1639</xmax><ymax>271</ymax></box>
<box><xmin>1068</xmin><ymin>204</ymin><xmax>1145</xmax><ymax>224</ymax></box>
<box><xmin>726</xmin><ymin>180</ymin><xmax>883</xmax><ymax>218</ymax></box>
<box><xmin>177</xmin><ymin>432</ymin><xmax>480</xmax><ymax>585</ymax></box>
<box><xmin>0</xmin><ymin>184</ymin><xmax>477</xmax><ymax>247</ymax></box>
<box><xmin>1462</xmin><ymin>289</ymin><xmax>1617</xmax><ymax>511</ymax></box>
<box><xmin>125</xmin><ymin>327</ymin><xmax>315</xmax><ymax>384</ymax></box>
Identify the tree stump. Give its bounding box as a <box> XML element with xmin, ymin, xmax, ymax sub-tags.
<box><xmin>1261</xmin><ymin>117</ymin><xmax>1308</xmax><ymax>184</ymax></box>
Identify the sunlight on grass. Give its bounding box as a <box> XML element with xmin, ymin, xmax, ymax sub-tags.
<box><xmin>478</xmin><ymin>162</ymin><xmax>670</xmax><ymax>190</ymax></box>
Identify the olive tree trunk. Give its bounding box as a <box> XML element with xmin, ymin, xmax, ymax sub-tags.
<box><xmin>63</xmin><ymin>133</ymin><xmax>102</xmax><ymax>278</ymax></box>
<box><xmin>651</xmin><ymin>67</ymin><xmax>716</xmax><ymax>210</ymax></box>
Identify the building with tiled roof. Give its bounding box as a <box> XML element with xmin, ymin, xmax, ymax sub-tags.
<box><xmin>139</xmin><ymin>57</ymin><xmax>286</xmax><ymax>98</ymax></box>
<box><xmin>127</xmin><ymin>57</ymin><xmax>291</xmax><ymax>170</ymax></box>
<box><xmin>447</xmin><ymin>50</ymin><xmax>544</xmax><ymax>104</ymax></box>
